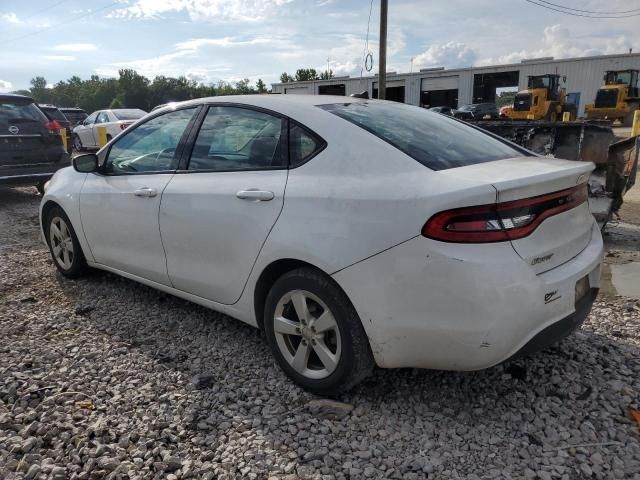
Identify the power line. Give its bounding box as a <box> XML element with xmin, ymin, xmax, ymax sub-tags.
<box><xmin>537</xmin><ymin>0</ymin><xmax>640</xmax><ymax>15</ymax></box>
<box><xmin>18</xmin><ymin>0</ymin><xmax>71</xmax><ymax>23</ymax></box>
<box><xmin>525</xmin><ymin>0</ymin><xmax>640</xmax><ymax>17</ymax></box>
<box><xmin>2</xmin><ymin>2</ymin><xmax>119</xmax><ymax>44</ymax></box>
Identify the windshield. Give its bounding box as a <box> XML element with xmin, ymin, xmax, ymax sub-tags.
<box><xmin>318</xmin><ymin>102</ymin><xmax>525</xmax><ymax>171</ymax></box>
<box><xmin>458</xmin><ymin>104</ymin><xmax>474</xmax><ymax>111</ymax></box>
<box><xmin>113</xmin><ymin>109</ymin><xmax>146</xmax><ymax>121</ymax></box>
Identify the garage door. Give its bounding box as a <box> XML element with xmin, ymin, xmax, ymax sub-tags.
<box><xmin>421</xmin><ymin>76</ymin><xmax>459</xmax><ymax>91</ymax></box>
<box><xmin>285</xmin><ymin>86</ymin><xmax>311</xmax><ymax>95</ymax></box>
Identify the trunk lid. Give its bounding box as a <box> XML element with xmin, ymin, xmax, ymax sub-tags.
<box><xmin>439</xmin><ymin>157</ymin><xmax>596</xmax><ymax>274</ymax></box>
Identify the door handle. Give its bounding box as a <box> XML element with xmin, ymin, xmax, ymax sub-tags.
<box><xmin>134</xmin><ymin>187</ymin><xmax>158</xmax><ymax>198</ymax></box>
<box><xmin>236</xmin><ymin>189</ymin><xmax>275</xmax><ymax>201</ymax></box>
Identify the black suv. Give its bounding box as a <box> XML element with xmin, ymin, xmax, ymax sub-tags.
<box><xmin>59</xmin><ymin>107</ymin><xmax>88</xmax><ymax>127</ymax></box>
<box><xmin>1</xmin><ymin>94</ymin><xmax>69</xmax><ymax>192</ymax></box>
<box><xmin>454</xmin><ymin>103</ymin><xmax>499</xmax><ymax>120</ymax></box>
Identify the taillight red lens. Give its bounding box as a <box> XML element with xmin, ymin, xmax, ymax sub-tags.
<box><xmin>44</xmin><ymin>119</ymin><xmax>62</xmax><ymax>133</ymax></box>
<box><xmin>422</xmin><ymin>184</ymin><xmax>588</xmax><ymax>243</ymax></box>
<box><xmin>120</xmin><ymin>123</ymin><xmax>131</xmax><ymax>130</ymax></box>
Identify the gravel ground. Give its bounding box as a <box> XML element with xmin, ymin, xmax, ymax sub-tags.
<box><xmin>1</xmin><ymin>186</ymin><xmax>640</xmax><ymax>480</ymax></box>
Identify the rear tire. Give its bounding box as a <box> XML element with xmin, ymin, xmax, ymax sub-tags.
<box><xmin>263</xmin><ymin>268</ymin><xmax>374</xmax><ymax>395</ymax></box>
<box><xmin>45</xmin><ymin>206</ymin><xmax>88</xmax><ymax>278</ymax></box>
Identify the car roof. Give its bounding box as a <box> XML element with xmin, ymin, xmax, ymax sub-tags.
<box><xmin>38</xmin><ymin>104</ymin><xmax>59</xmax><ymax>109</ymax></box>
<box><xmin>0</xmin><ymin>92</ymin><xmax>35</xmax><ymax>102</ymax></box>
<box><xmin>59</xmin><ymin>107</ymin><xmax>85</xmax><ymax>111</ymax></box>
<box><xmin>152</xmin><ymin>94</ymin><xmax>367</xmax><ymax>120</ymax></box>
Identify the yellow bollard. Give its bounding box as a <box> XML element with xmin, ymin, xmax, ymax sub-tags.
<box><xmin>97</xmin><ymin>126</ymin><xmax>108</xmax><ymax>148</ymax></box>
<box><xmin>562</xmin><ymin>112</ymin><xmax>571</xmax><ymax>122</ymax></box>
<box><xmin>632</xmin><ymin>110</ymin><xmax>640</xmax><ymax>138</ymax></box>
<box><xmin>527</xmin><ymin>114</ymin><xmax>534</xmax><ymax>120</ymax></box>
<box><xmin>59</xmin><ymin>128</ymin><xmax>67</xmax><ymax>151</ymax></box>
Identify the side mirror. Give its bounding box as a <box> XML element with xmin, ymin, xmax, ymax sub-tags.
<box><xmin>73</xmin><ymin>153</ymin><xmax>99</xmax><ymax>173</ymax></box>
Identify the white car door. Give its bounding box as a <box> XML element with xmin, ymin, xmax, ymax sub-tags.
<box><xmin>79</xmin><ymin>107</ymin><xmax>198</xmax><ymax>285</ymax></box>
<box><xmin>160</xmin><ymin>105</ymin><xmax>288</xmax><ymax>304</ymax></box>
<box><xmin>76</xmin><ymin>112</ymin><xmax>97</xmax><ymax>147</ymax></box>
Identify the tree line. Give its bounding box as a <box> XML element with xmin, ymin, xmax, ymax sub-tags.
<box><xmin>280</xmin><ymin>68</ymin><xmax>334</xmax><ymax>83</ymax></box>
<box><xmin>12</xmin><ymin>69</ymin><xmax>269</xmax><ymax>112</ymax></box>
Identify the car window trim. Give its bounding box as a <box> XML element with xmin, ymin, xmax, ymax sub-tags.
<box><xmin>99</xmin><ymin>104</ymin><xmax>202</xmax><ymax>177</ymax></box>
<box><xmin>177</xmin><ymin>102</ymin><xmax>289</xmax><ymax>174</ymax></box>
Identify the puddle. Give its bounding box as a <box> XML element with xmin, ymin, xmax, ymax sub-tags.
<box><xmin>600</xmin><ymin>262</ymin><xmax>640</xmax><ymax>299</ymax></box>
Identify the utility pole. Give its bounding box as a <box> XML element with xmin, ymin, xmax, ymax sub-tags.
<box><xmin>378</xmin><ymin>0</ymin><xmax>388</xmax><ymax>99</ymax></box>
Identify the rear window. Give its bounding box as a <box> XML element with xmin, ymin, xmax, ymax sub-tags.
<box><xmin>318</xmin><ymin>102</ymin><xmax>525</xmax><ymax>170</ymax></box>
<box><xmin>40</xmin><ymin>107</ymin><xmax>68</xmax><ymax>122</ymax></box>
<box><xmin>1</xmin><ymin>99</ymin><xmax>46</xmax><ymax>127</ymax></box>
<box><xmin>113</xmin><ymin>109</ymin><xmax>146</xmax><ymax>121</ymax></box>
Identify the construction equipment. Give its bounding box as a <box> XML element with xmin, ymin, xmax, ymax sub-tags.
<box><xmin>585</xmin><ymin>69</ymin><xmax>640</xmax><ymax>126</ymax></box>
<box><xmin>471</xmin><ymin>120</ymin><xmax>639</xmax><ymax>228</ymax></box>
<box><xmin>508</xmin><ymin>74</ymin><xmax>576</xmax><ymax>122</ymax></box>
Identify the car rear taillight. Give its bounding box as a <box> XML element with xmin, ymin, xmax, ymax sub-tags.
<box><xmin>422</xmin><ymin>184</ymin><xmax>588</xmax><ymax>243</ymax></box>
<box><xmin>120</xmin><ymin>123</ymin><xmax>131</xmax><ymax>130</ymax></box>
<box><xmin>44</xmin><ymin>119</ymin><xmax>62</xmax><ymax>133</ymax></box>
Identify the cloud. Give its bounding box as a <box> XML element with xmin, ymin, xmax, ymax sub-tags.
<box><xmin>51</xmin><ymin>43</ymin><xmax>98</xmax><ymax>52</ymax></box>
<box><xmin>477</xmin><ymin>24</ymin><xmax>633</xmax><ymax>65</ymax></box>
<box><xmin>43</xmin><ymin>55</ymin><xmax>77</xmax><ymax>62</ymax></box>
<box><xmin>413</xmin><ymin>41</ymin><xmax>477</xmax><ymax>69</ymax></box>
<box><xmin>109</xmin><ymin>0</ymin><xmax>294</xmax><ymax>22</ymax></box>
<box><xmin>95</xmin><ymin>49</ymin><xmax>232</xmax><ymax>82</ymax></box>
<box><xmin>0</xmin><ymin>79</ymin><xmax>14</xmax><ymax>92</ymax></box>
<box><xmin>1</xmin><ymin>12</ymin><xmax>21</xmax><ymax>24</ymax></box>
<box><xmin>175</xmin><ymin>36</ymin><xmax>272</xmax><ymax>50</ymax></box>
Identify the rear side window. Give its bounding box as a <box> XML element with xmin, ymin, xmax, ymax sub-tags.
<box><xmin>1</xmin><ymin>100</ymin><xmax>46</xmax><ymax>127</ymax></box>
<box><xmin>188</xmin><ymin>106</ymin><xmax>284</xmax><ymax>171</ymax></box>
<box><xmin>318</xmin><ymin>102</ymin><xmax>525</xmax><ymax>170</ymax></box>
<box><xmin>289</xmin><ymin>123</ymin><xmax>323</xmax><ymax>167</ymax></box>
<box><xmin>41</xmin><ymin>107</ymin><xmax>67</xmax><ymax>122</ymax></box>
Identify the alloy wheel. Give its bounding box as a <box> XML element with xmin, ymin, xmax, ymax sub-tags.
<box><xmin>50</xmin><ymin>216</ymin><xmax>74</xmax><ymax>270</ymax></box>
<box><xmin>273</xmin><ymin>289</ymin><xmax>342</xmax><ymax>379</ymax></box>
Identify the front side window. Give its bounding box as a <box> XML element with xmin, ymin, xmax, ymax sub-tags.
<box><xmin>96</xmin><ymin>112</ymin><xmax>109</xmax><ymax>124</ymax></box>
<box><xmin>188</xmin><ymin>106</ymin><xmax>284</xmax><ymax>171</ymax></box>
<box><xmin>105</xmin><ymin>108</ymin><xmax>195</xmax><ymax>174</ymax></box>
<box><xmin>84</xmin><ymin>112</ymin><xmax>98</xmax><ymax>125</ymax></box>
<box><xmin>318</xmin><ymin>102</ymin><xmax>525</xmax><ymax>171</ymax></box>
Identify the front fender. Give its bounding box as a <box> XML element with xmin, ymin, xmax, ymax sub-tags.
<box><xmin>39</xmin><ymin>167</ymin><xmax>94</xmax><ymax>263</ymax></box>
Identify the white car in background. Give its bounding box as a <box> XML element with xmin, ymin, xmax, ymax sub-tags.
<box><xmin>72</xmin><ymin>108</ymin><xmax>146</xmax><ymax>150</ymax></box>
<box><xmin>41</xmin><ymin>95</ymin><xmax>603</xmax><ymax>394</ymax></box>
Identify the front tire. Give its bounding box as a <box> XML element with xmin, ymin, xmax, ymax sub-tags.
<box><xmin>45</xmin><ymin>206</ymin><xmax>88</xmax><ymax>278</ymax></box>
<box><xmin>72</xmin><ymin>134</ymin><xmax>83</xmax><ymax>152</ymax></box>
<box><xmin>264</xmin><ymin>268</ymin><xmax>374</xmax><ymax>395</ymax></box>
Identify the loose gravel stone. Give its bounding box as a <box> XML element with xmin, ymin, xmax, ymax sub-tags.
<box><xmin>1</xmin><ymin>186</ymin><xmax>640</xmax><ymax>479</ymax></box>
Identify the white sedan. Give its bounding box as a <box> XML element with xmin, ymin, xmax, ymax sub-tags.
<box><xmin>40</xmin><ymin>95</ymin><xmax>603</xmax><ymax>394</ymax></box>
<box><xmin>72</xmin><ymin>108</ymin><xmax>146</xmax><ymax>150</ymax></box>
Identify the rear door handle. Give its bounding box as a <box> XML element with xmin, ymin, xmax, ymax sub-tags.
<box><xmin>134</xmin><ymin>187</ymin><xmax>158</xmax><ymax>198</ymax></box>
<box><xmin>236</xmin><ymin>189</ymin><xmax>275</xmax><ymax>201</ymax></box>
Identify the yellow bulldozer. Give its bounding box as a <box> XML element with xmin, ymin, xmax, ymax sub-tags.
<box><xmin>585</xmin><ymin>69</ymin><xmax>640</xmax><ymax>126</ymax></box>
<box><xmin>508</xmin><ymin>74</ymin><xmax>576</xmax><ymax>122</ymax></box>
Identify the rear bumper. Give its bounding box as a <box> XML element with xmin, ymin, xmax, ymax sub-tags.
<box><xmin>333</xmin><ymin>223</ymin><xmax>603</xmax><ymax>370</ymax></box>
<box><xmin>506</xmin><ymin>287</ymin><xmax>598</xmax><ymax>362</ymax></box>
<box><xmin>0</xmin><ymin>149</ymin><xmax>70</xmax><ymax>186</ymax></box>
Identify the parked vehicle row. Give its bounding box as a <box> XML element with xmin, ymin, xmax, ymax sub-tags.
<box><xmin>0</xmin><ymin>93</ymin><xmax>70</xmax><ymax>192</ymax></box>
<box><xmin>72</xmin><ymin>109</ymin><xmax>146</xmax><ymax>151</ymax></box>
<box><xmin>41</xmin><ymin>95</ymin><xmax>602</xmax><ymax>394</ymax></box>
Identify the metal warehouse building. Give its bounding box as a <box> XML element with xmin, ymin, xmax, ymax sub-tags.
<box><xmin>271</xmin><ymin>52</ymin><xmax>640</xmax><ymax>116</ymax></box>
